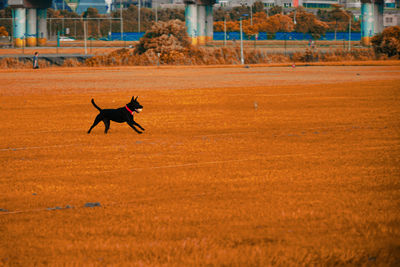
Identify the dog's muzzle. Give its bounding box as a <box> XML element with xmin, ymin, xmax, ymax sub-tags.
<box><xmin>135</xmin><ymin>108</ymin><xmax>143</xmax><ymax>113</ymax></box>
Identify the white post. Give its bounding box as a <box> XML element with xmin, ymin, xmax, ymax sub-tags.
<box><xmin>224</xmin><ymin>17</ymin><xmax>226</xmax><ymax>46</ymax></box>
<box><xmin>109</xmin><ymin>16</ymin><xmax>112</xmax><ymax>39</ymax></box>
<box><xmin>348</xmin><ymin>14</ymin><xmax>351</xmax><ymax>51</ymax></box>
<box><xmin>240</xmin><ymin>18</ymin><xmax>244</xmax><ymax>65</ymax></box>
<box><xmin>84</xmin><ymin>20</ymin><xmax>87</xmax><ymax>54</ymax></box>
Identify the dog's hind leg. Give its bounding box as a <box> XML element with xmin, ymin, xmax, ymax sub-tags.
<box><xmin>88</xmin><ymin>114</ymin><xmax>103</xmax><ymax>134</ymax></box>
<box><xmin>104</xmin><ymin>118</ymin><xmax>111</xmax><ymax>134</ymax></box>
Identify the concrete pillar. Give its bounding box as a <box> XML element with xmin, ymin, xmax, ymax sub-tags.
<box><xmin>37</xmin><ymin>8</ymin><xmax>48</xmax><ymax>46</ymax></box>
<box><xmin>205</xmin><ymin>5</ymin><xmax>213</xmax><ymax>43</ymax></box>
<box><xmin>185</xmin><ymin>4</ymin><xmax>197</xmax><ymax>45</ymax></box>
<box><xmin>13</xmin><ymin>8</ymin><xmax>26</xmax><ymax>47</ymax></box>
<box><xmin>361</xmin><ymin>2</ymin><xmax>374</xmax><ymax>46</ymax></box>
<box><xmin>373</xmin><ymin>1</ymin><xmax>384</xmax><ymax>35</ymax></box>
<box><xmin>26</xmin><ymin>8</ymin><xmax>37</xmax><ymax>47</ymax></box>
<box><xmin>197</xmin><ymin>5</ymin><xmax>206</xmax><ymax>45</ymax></box>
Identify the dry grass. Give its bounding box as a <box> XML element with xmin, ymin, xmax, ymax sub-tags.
<box><xmin>84</xmin><ymin>47</ymin><xmax>379</xmax><ymax>66</ymax></box>
<box><xmin>0</xmin><ymin>45</ymin><xmax>384</xmax><ymax>69</ymax></box>
<box><xmin>0</xmin><ymin>65</ymin><xmax>400</xmax><ymax>265</ymax></box>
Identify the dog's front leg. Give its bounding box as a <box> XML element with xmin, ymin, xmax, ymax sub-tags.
<box><xmin>132</xmin><ymin>120</ymin><xmax>145</xmax><ymax>131</ymax></box>
<box><xmin>127</xmin><ymin>121</ymin><xmax>143</xmax><ymax>134</ymax></box>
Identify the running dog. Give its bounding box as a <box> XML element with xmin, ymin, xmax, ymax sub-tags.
<box><xmin>88</xmin><ymin>96</ymin><xmax>145</xmax><ymax>134</ymax></box>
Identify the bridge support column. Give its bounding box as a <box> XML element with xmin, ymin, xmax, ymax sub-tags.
<box><xmin>37</xmin><ymin>8</ymin><xmax>48</xmax><ymax>46</ymax></box>
<box><xmin>197</xmin><ymin>5</ymin><xmax>206</xmax><ymax>45</ymax></box>
<box><xmin>205</xmin><ymin>5</ymin><xmax>213</xmax><ymax>43</ymax></box>
<box><xmin>361</xmin><ymin>0</ymin><xmax>384</xmax><ymax>46</ymax></box>
<box><xmin>373</xmin><ymin>1</ymin><xmax>384</xmax><ymax>35</ymax></box>
<box><xmin>185</xmin><ymin>3</ymin><xmax>198</xmax><ymax>45</ymax></box>
<box><xmin>26</xmin><ymin>8</ymin><xmax>37</xmax><ymax>47</ymax></box>
<box><xmin>13</xmin><ymin>8</ymin><xmax>26</xmax><ymax>47</ymax></box>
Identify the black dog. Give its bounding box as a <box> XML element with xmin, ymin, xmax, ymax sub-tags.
<box><xmin>88</xmin><ymin>96</ymin><xmax>145</xmax><ymax>134</ymax></box>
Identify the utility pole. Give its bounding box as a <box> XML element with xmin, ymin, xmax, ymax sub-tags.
<box><xmin>155</xmin><ymin>0</ymin><xmax>158</xmax><ymax>23</ymax></box>
<box><xmin>250</xmin><ymin>0</ymin><xmax>253</xmax><ymax>25</ymax></box>
<box><xmin>62</xmin><ymin>1</ymin><xmax>65</xmax><ymax>33</ymax></box>
<box><xmin>11</xmin><ymin>9</ymin><xmax>14</xmax><ymax>47</ymax></box>
<box><xmin>84</xmin><ymin>20</ymin><xmax>87</xmax><ymax>54</ymax></box>
<box><xmin>120</xmin><ymin>0</ymin><xmax>123</xmax><ymax>41</ymax></box>
<box><xmin>240</xmin><ymin>18</ymin><xmax>244</xmax><ymax>65</ymax></box>
<box><xmin>138</xmin><ymin>0</ymin><xmax>141</xmax><ymax>32</ymax></box>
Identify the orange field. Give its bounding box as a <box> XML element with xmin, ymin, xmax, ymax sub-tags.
<box><xmin>1</xmin><ymin>64</ymin><xmax>399</xmax><ymax>265</ymax></box>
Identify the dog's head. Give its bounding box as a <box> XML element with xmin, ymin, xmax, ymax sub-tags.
<box><xmin>127</xmin><ymin>96</ymin><xmax>143</xmax><ymax>113</ymax></box>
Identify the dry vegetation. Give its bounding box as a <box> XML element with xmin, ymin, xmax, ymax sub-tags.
<box><xmin>1</xmin><ymin>21</ymin><xmax>397</xmax><ymax>69</ymax></box>
<box><xmin>89</xmin><ymin>46</ymin><xmax>380</xmax><ymax>66</ymax></box>
<box><xmin>0</xmin><ymin>65</ymin><xmax>399</xmax><ymax>265</ymax></box>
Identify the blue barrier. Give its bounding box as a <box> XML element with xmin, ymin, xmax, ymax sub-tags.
<box><xmin>110</xmin><ymin>31</ymin><xmax>361</xmax><ymax>41</ymax></box>
<box><xmin>213</xmin><ymin>32</ymin><xmax>361</xmax><ymax>41</ymax></box>
<box><xmin>110</xmin><ymin>32</ymin><xmax>145</xmax><ymax>41</ymax></box>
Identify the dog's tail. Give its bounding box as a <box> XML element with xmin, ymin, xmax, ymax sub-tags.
<box><xmin>91</xmin><ymin>99</ymin><xmax>102</xmax><ymax>112</ymax></box>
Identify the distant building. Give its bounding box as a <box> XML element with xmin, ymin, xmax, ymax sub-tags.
<box><xmin>345</xmin><ymin>0</ymin><xmax>361</xmax><ymax>8</ymax></box>
<box><xmin>384</xmin><ymin>11</ymin><xmax>400</xmax><ymax>27</ymax></box>
<box><xmin>158</xmin><ymin>0</ymin><xmax>185</xmax><ymax>9</ymax></box>
<box><xmin>76</xmin><ymin>0</ymin><xmax>109</xmax><ymax>14</ymax></box>
<box><xmin>302</xmin><ymin>0</ymin><xmax>340</xmax><ymax>8</ymax></box>
<box><xmin>215</xmin><ymin>0</ymin><xmax>342</xmax><ymax>8</ymax></box>
<box><xmin>110</xmin><ymin>0</ymin><xmax>152</xmax><ymax>11</ymax></box>
<box><xmin>52</xmin><ymin>0</ymin><xmax>110</xmax><ymax>14</ymax></box>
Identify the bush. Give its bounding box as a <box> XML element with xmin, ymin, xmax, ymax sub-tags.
<box><xmin>371</xmin><ymin>26</ymin><xmax>400</xmax><ymax>58</ymax></box>
<box><xmin>0</xmin><ymin>26</ymin><xmax>8</xmax><ymax>37</ymax></box>
<box><xmin>134</xmin><ymin>19</ymin><xmax>191</xmax><ymax>64</ymax></box>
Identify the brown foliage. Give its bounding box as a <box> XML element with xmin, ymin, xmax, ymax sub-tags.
<box><xmin>0</xmin><ymin>26</ymin><xmax>9</xmax><ymax>37</ymax></box>
<box><xmin>371</xmin><ymin>26</ymin><xmax>400</xmax><ymax>58</ymax></box>
<box><xmin>291</xmin><ymin>8</ymin><xmax>329</xmax><ymax>39</ymax></box>
<box><xmin>83</xmin><ymin>46</ymin><xmax>378</xmax><ymax>67</ymax></box>
<box><xmin>214</xmin><ymin>21</ymin><xmax>240</xmax><ymax>33</ymax></box>
<box><xmin>134</xmin><ymin>20</ymin><xmax>192</xmax><ymax>65</ymax></box>
<box><xmin>62</xmin><ymin>58</ymin><xmax>81</xmax><ymax>67</ymax></box>
<box><xmin>320</xmin><ymin>48</ymin><xmax>375</xmax><ymax>62</ymax></box>
<box><xmin>0</xmin><ymin>58</ymin><xmax>27</xmax><ymax>68</ymax></box>
<box><xmin>214</xmin><ymin>13</ymin><xmax>294</xmax><ymax>36</ymax></box>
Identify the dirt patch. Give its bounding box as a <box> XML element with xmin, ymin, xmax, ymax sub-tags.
<box><xmin>0</xmin><ymin>65</ymin><xmax>399</xmax><ymax>265</ymax></box>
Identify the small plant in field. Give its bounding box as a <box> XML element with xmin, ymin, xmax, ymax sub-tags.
<box><xmin>62</xmin><ymin>58</ymin><xmax>81</xmax><ymax>67</ymax></box>
<box><xmin>293</xmin><ymin>48</ymin><xmax>317</xmax><ymax>62</ymax></box>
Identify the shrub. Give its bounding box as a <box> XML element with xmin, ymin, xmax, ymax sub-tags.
<box><xmin>371</xmin><ymin>26</ymin><xmax>400</xmax><ymax>58</ymax></box>
<box><xmin>134</xmin><ymin>20</ymin><xmax>191</xmax><ymax>65</ymax></box>
<box><xmin>0</xmin><ymin>26</ymin><xmax>8</xmax><ymax>37</ymax></box>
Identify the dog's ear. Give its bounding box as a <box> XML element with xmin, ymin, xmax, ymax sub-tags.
<box><xmin>131</xmin><ymin>96</ymin><xmax>135</xmax><ymax>102</ymax></box>
<box><xmin>135</xmin><ymin>96</ymin><xmax>138</xmax><ymax>101</ymax></box>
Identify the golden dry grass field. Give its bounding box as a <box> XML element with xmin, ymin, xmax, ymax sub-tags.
<box><xmin>0</xmin><ymin>64</ymin><xmax>400</xmax><ymax>266</ymax></box>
